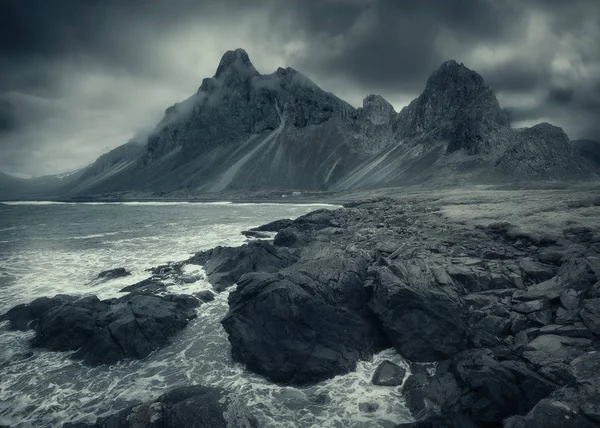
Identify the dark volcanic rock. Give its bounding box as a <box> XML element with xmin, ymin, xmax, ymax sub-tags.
<box><xmin>368</xmin><ymin>265</ymin><xmax>467</xmax><ymax>361</ymax></box>
<box><xmin>372</xmin><ymin>360</ymin><xmax>407</xmax><ymax>386</ymax></box>
<box><xmin>187</xmin><ymin>240</ymin><xmax>298</xmax><ymax>291</ymax></box>
<box><xmin>402</xmin><ymin>349</ymin><xmax>557</xmax><ymax>427</ymax></box>
<box><xmin>1</xmin><ymin>295</ymin><xmax>77</xmax><ymax>331</ymax></box>
<box><xmin>4</xmin><ymin>293</ymin><xmax>199</xmax><ymax>365</ymax></box>
<box><xmin>251</xmin><ymin>218</ymin><xmax>295</xmax><ymax>232</ymax></box>
<box><xmin>241</xmin><ymin>230</ymin><xmax>271</xmax><ymax>239</ymax></box>
<box><xmin>194</xmin><ymin>290</ymin><xmax>215</xmax><ymax>303</ymax></box>
<box><xmin>273</xmin><ymin>227</ymin><xmax>305</xmax><ymax>247</ymax></box>
<box><xmin>96</xmin><ymin>267</ymin><xmax>131</xmax><ymax>281</ymax></box>
<box><xmin>222</xmin><ymin>254</ymin><xmax>387</xmax><ymax>384</ymax></box>
<box><xmin>119</xmin><ymin>277</ymin><xmax>167</xmax><ymax>294</ymax></box>
<box><xmin>580</xmin><ymin>299</ymin><xmax>600</xmax><ymax>335</ymax></box>
<box><xmin>63</xmin><ymin>385</ymin><xmax>240</xmax><ymax>428</ymax></box>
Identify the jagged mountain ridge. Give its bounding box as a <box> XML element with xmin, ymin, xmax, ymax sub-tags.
<box><xmin>6</xmin><ymin>49</ymin><xmax>598</xmax><ymax>199</ymax></box>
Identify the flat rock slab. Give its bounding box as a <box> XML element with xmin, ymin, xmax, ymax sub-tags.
<box><xmin>522</xmin><ymin>335</ymin><xmax>592</xmax><ymax>367</ymax></box>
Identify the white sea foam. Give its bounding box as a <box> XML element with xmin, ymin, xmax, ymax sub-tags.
<box><xmin>0</xmin><ymin>202</ymin><xmax>410</xmax><ymax>427</ymax></box>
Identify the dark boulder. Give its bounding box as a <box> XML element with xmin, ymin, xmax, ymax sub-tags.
<box><xmin>5</xmin><ymin>293</ymin><xmax>199</xmax><ymax>365</ymax></box>
<box><xmin>358</xmin><ymin>402</ymin><xmax>379</xmax><ymax>413</ymax></box>
<box><xmin>274</xmin><ymin>227</ymin><xmax>305</xmax><ymax>247</ymax></box>
<box><xmin>1</xmin><ymin>295</ymin><xmax>77</xmax><ymax>331</ymax></box>
<box><xmin>241</xmin><ymin>230</ymin><xmax>271</xmax><ymax>239</ymax></box>
<box><xmin>222</xmin><ymin>254</ymin><xmax>387</xmax><ymax>384</ymax></box>
<box><xmin>63</xmin><ymin>385</ymin><xmax>239</xmax><ymax>428</ymax></box>
<box><xmin>372</xmin><ymin>360</ymin><xmax>407</xmax><ymax>386</ymax></box>
<box><xmin>194</xmin><ymin>290</ymin><xmax>215</xmax><ymax>303</ymax></box>
<box><xmin>402</xmin><ymin>349</ymin><xmax>557</xmax><ymax>427</ymax></box>
<box><xmin>293</xmin><ymin>209</ymin><xmax>337</xmax><ymax>230</ymax></box>
<box><xmin>96</xmin><ymin>268</ymin><xmax>131</xmax><ymax>281</ymax></box>
<box><xmin>119</xmin><ymin>277</ymin><xmax>167</xmax><ymax>294</ymax></box>
<box><xmin>250</xmin><ymin>218</ymin><xmax>295</xmax><ymax>232</ymax></box>
<box><xmin>580</xmin><ymin>298</ymin><xmax>600</xmax><ymax>335</ymax></box>
<box><xmin>187</xmin><ymin>240</ymin><xmax>298</xmax><ymax>291</ymax></box>
<box><xmin>368</xmin><ymin>265</ymin><xmax>468</xmax><ymax>361</ymax></box>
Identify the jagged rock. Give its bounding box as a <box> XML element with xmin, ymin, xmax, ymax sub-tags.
<box><xmin>371</xmin><ymin>360</ymin><xmax>407</xmax><ymax>386</ymax></box>
<box><xmin>560</xmin><ymin>288</ymin><xmax>581</xmax><ymax>310</ymax></box>
<box><xmin>221</xmin><ymin>255</ymin><xmax>387</xmax><ymax>384</ymax></box>
<box><xmin>504</xmin><ymin>395</ymin><xmax>598</xmax><ymax>428</ymax></box>
<box><xmin>368</xmin><ymin>265</ymin><xmax>467</xmax><ymax>361</ymax></box>
<box><xmin>241</xmin><ymin>230</ymin><xmax>270</xmax><ymax>239</ymax></box>
<box><xmin>527</xmin><ymin>310</ymin><xmax>553</xmax><ymax>326</ymax></box>
<box><xmin>580</xmin><ymin>299</ymin><xmax>600</xmax><ymax>335</ymax></box>
<box><xmin>63</xmin><ymin>385</ymin><xmax>233</xmax><ymax>428</ymax></box>
<box><xmin>538</xmin><ymin>249</ymin><xmax>565</xmax><ymax>265</ymax></box>
<box><xmin>538</xmin><ymin>324</ymin><xmax>593</xmax><ymax>339</ymax></box>
<box><xmin>250</xmin><ymin>218</ymin><xmax>295</xmax><ymax>232</ymax></box>
<box><xmin>521</xmin><ymin>335</ymin><xmax>592</xmax><ymax>366</ymax></box>
<box><xmin>3</xmin><ymin>293</ymin><xmax>199</xmax><ymax>365</ymax></box>
<box><xmin>194</xmin><ymin>290</ymin><xmax>215</xmax><ymax>303</ymax></box>
<box><xmin>1</xmin><ymin>295</ymin><xmax>77</xmax><ymax>331</ymax></box>
<box><xmin>96</xmin><ymin>267</ymin><xmax>131</xmax><ymax>281</ymax></box>
<box><xmin>555</xmin><ymin>306</ymin><xmax>581</xmax><ymax>324</ymax></box>
<box><xmin>513</xmin><ymin>299</ymin><xmax>551</xmax><ymax>314</ymax></box>
<box><xmin>519</xmin><ymin>258</ymin><xmax>555</xmax><ymax>283</ymax></box>
<box><xmin>402</xmin><ymin>349</ymin><xmax>556</xmax><ymax>427</ymax></box>
<box><xmin>273</xmin><ymin>227</ymin><xmax>304</xmax><ymax>247</ymax></box>
<box><xmin>188</xmin><ymin>240</ymin><xmax>298</xmax><ymax>291</ymax></box>
<box><xmin>358</xmin><ymin>402</ymin><xmax>379</xmax><ymax>413</ymax></box>
<box><xmin>513</xmin><ymin>279</ymin><xmax>564</xmax><ymax>301</ymax></box>
<box><xmin>39</xmin><ymin>50</ymin><xmax>596</xmax><ymax>199</ymax></box>
<box><xmin>119</xmin><ymin>277</ymin><xmax>167</xmax><ymax>294</ymax></box>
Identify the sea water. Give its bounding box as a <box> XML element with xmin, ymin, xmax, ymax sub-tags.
<box><xmin>0</xmin><ymin>201</ymin><xmax>411</xmax><ymax>427</ymax></box>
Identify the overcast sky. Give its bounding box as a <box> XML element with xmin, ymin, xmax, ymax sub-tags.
<box><xmin>1</xmin><ymin>0</ymin><xmax>599</xmax><ymax>176</ymax></box>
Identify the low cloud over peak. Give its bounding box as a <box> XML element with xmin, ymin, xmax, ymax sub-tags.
<box><xmin>1</xmin><ymin>0</ymin><xmax>599</xmax><ymax>176</ymax></box>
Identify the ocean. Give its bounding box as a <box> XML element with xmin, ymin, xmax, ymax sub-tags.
<box><xmin>0</xmin><ymin>201</ymin><xmax>410</xmax><ymax>427</ymax></box>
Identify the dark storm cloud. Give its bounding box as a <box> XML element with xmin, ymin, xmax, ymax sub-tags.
<box><xmin>0</xmin><ymin>0</ymin><xmax>599</xmax><ymax>175</ymax></box>
<box><xmin>275</xmin><ymin>0</ymin><xmax>525</xmax><ymax>92</ymax></box>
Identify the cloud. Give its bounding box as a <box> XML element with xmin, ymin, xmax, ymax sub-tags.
<box><xmin>0</xmin><ymin>0</ymin><xmax>599</xmax><ymax>175</ymax></box>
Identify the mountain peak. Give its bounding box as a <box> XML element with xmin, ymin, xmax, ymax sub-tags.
<box><xmin>215</xmin><ymin>48</ymin><xmax>258</xmax><ymax>78</ymax></box>
<box><xmin>425</xmin><ymin>59</ymin><xmax>486</xmax><ymax>94</ymax></box>
<box><xmin>396</xmin><ymin>59</ymin><xmax>509</xmax><ymax>154</ymax></box>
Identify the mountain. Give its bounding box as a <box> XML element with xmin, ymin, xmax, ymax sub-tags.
<box><xmin>0</xmin><ymin>171</ymin><xmax>29</xmax><ymax>200</ymax></box>
<box><xmin>573</xmin><ymin>139</ymin><xmax>600</xmax><ymax>167</ymax></box>
<box><xmin>4</xmin><ymin>49</ymin><xmax>598</xmax><ymax>199</ymax></box>
<box><xmin>73</xmin><ymin>49</ymin><xmax>396</xmax><ymax>196</ymax></box>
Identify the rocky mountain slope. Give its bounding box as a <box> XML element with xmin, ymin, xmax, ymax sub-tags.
<box><xmin>4</xmin><ymin>49</ymin><xmax>598</xmax><ymax>199</ymax></box>
<box><xmin>574</xmin><ymin>139</ymin><xmax>600</xmax><ymax>167</ymax></box>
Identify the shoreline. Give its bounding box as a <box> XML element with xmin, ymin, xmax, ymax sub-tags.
<box><xmin>2</xmin><ymin>188</ymin><xmax>600</xmax><ymax>427</ymax></box>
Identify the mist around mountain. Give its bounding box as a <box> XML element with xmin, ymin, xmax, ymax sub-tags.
<box><xmin>1</xmin><ymin>49</ymin><xmax>598</xmax><ymax>200</ymax></box>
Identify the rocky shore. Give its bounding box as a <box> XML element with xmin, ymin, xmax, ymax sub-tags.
<box><xmin>2</xmin><ymin>195</ymin><xmax>600</xmax><ymax>427</ymax></box>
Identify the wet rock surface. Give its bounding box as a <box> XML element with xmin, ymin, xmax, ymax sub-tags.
<box><xmin>96</xmin><ymin>267</ymin><xmax>131</xmax><ymax>281</ymax></box>
<box><xmin>213</xmin><ymin>197</ymin><xmax>600</xmax><ymax>426</ymax></box>
<box><xmin>372</xmin><ymin>360</ymin><xmax>407</xmax><ymax>386</ymax></box>
<box><xmin>221</xmin><ymin>254</ymin><xmax>388</xmax><ymax>384</ymax></box>
<box><xmin>185</xmin><ymin>240</ymin><xmax>298</xmax><ymax>291</ymax></box>
<box><xmin>5</xmin><ymin>194</ymin><xmax>600</xmax><ymax>427</ymax></box>
<box><xmin>1</xmin><ymin>292</ymin><xmax>199</xmax><ymax>365</ymax></box>
<box><xmin>62</xmin><ymin>385</ymin><xmax>257</xmax><ymax>428</ymax></box>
